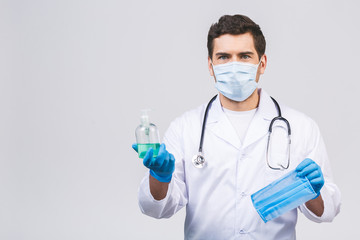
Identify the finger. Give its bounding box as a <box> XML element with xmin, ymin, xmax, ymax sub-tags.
<box><xmin>162</xmin><ymin>151</ymin><xmax>170</xmax><ymax>167</ymax></box>
<box><xmin>159</xmin><ymin>143</ymin><xmax>167</xmax><ymax>156</ymax></box>
<box><xmin>296</xmin><ymin>158</ymin><xmax>313</xmax><ymax>172</ymax></box>
<box><xmin>161</xmin><ymin>152</ymin><xmax>172</xmax><ymax>171</ymax></box>
<box><xmin>132</xmin><ymin>143</ymin><xmax>138</xmax><ymax>152</ymax></box>
<box><xmin>305</xmin><ymin>170</ymin><xmax>321</xmax><ymax>181</ymax></box>
<box><xmin>310</xmin><ymin>177</ymin><xmax>325</xmax><ymax>187</ymax></box>
<box><xmin>297</xmin><ymin>163</ymin><xmax>317</xmax><ymax>178</ymax></box>
<box><xmin>169</xmin><ymin>153</ymin><xmax>175</xmax><ymax>172</ymax></box>
<box><xmin>169</xmin><ymin>153</ymin><xmax>175</xmax><ymax>164</ymax></box>
<box><xmin>151</xmin><ymin>144</ymin><xmax>169</xmax><ymax>170</ymax></box>
<box><xmin>153</xmin><ymin>147</ymin><xmax>167</xmax><ymax>169</ymax></box>
<box><xmin>143</xmin><ymin>148</ymin><xmax>154</xmax><ymax>167</ymax></box>
<box><xmin>156</xmin><ymin>144</ymin><xmax>167</xmax><ymax>162</ymax></box>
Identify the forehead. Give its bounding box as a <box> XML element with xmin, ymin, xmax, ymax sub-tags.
<box><xmin>213</xmin><ymin>33</ymin><xmax>256</xmax><ymax>54</ymax></box>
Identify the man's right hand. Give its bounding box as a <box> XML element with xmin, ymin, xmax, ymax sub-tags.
<box><xmin>132</xmin><ymin>143</ymin><xmax>175</xmax><ymax>183</ymax></box>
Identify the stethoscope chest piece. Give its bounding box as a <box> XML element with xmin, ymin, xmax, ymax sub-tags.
<box><xmin>192</xmin><ymin>153</ymin><xmax>206</xmax><ymax>168</ymax></box>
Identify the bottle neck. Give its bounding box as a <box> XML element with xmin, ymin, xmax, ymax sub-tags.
<box><xmin>141</xmin><ymin>116</ymin><xmax>150</xmax><ymax>126</ymax></box>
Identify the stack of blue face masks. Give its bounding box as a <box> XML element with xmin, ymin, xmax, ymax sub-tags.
<box><xmin>251</xmin><ymin>170</ymin><xmax>317</xmax><ymax>223</ymax></box>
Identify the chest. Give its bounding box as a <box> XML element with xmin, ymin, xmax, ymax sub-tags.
<box><xmin>181</xmin><ymin>121</ymin><xmax>308</xmax><ymax>195</ymax></box>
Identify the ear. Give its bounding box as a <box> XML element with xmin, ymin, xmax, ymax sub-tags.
<box><xmin>208</xmin><ymin>56</ymin><xmax>214</xmax><ymax>76</ymax></box>
<box><xmin>259</xmin><ymin>54</ymin><xmax>267</xmax><ymax>75</ymax></box>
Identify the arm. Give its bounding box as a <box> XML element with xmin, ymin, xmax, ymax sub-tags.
<box><xmin>132</xmin><ymin>143</ymin><xmax>175</xmax><ymax>199</ymax></box>
<box><xmin>134</xmin><ymin>118</ymin><xmax>189</xmax><ymax>219</ymax></box>
<box><xmin>296</xmin><ymin>158</ymin><xmax>325</xmax><ymax>217</ymax></box>
<box><xmin>297</xmin><ymin>119</ymin><xmax>341</xmax><ymax>222</ymax></box>
<box><xmin>149</xmin><ymin>175</ymin><xmax>169</xmax><ymax>200</ymax></box>
<box><xmin>305</xmin><ymin>194</ymin><xmax>324</xmax><ymax>217</ymax></box>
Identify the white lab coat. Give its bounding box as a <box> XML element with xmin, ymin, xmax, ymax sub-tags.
<box><xmin>138</xmin><ymin>89</ymin><xmax>341</xmax><ymax>240</ymax></box>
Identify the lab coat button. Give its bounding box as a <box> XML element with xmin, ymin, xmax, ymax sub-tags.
<box><xmin>239</xmin><ymin>229</ymin><xmax>247</xmax><ymax>234</ymax></box>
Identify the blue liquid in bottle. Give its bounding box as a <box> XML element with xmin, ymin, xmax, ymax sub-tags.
<box><xmin>137</xmin><ymin>143</ymin><xmax>160</xmax><ymax>158</ymax></box>
<box><xmin>135</xmin><ymin>110</ymin><xmax>160</xmax><ymax>159</ymax></box>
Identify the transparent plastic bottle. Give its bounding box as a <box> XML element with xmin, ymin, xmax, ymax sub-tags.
<box><xmin>135</xmin><ymin>110</ymin><xmax>160</xmax><ymax>159</ymax></box>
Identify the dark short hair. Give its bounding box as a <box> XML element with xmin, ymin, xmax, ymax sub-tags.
<box><xmin>207</xmin><ymin>14</ymin><xmax>266</xmax><ymax>60</ymax></box>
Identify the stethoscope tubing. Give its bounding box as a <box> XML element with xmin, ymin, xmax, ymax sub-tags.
<box><xmin>194</xmin><ymin>94</ymin><xmax>291</xmax><ymax>169</ymax></box>
<box><xmin>199</xmin><ymin>95</ymin><xmax>218</xmax><ymax>153</ymax></box>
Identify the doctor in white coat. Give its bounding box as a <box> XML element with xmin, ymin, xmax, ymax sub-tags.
<box><xmin>134</xmin><ymin>14</ymin><xmax>341</xmax><ymax>240</ymax></box>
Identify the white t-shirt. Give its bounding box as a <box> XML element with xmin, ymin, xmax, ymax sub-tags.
<box><xmin>222</xmin><ymin>107</ymin><xmax>257</xmax><ymax>143</ymax></box>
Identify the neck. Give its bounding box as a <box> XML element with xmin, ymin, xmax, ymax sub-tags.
<box><xmin>220</xmin><ymin>89</ymin><xmax>260</xmax><ymax>111</ymax></box>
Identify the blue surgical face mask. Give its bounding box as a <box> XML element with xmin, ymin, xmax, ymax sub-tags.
<box><xmin>212</xmin><ymin>60</ymin><xmax>261</xmax><ymax>102</ymax></box>
<box><xmin>251</xmin><ymin>170</ymin><xmax>317</xmax><ymax>223</ymax></box>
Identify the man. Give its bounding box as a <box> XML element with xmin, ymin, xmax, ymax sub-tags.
<box><xmin>133</xmin><ymin>14</ymin><xmax>341</xmax><ymax>239</ymax></box>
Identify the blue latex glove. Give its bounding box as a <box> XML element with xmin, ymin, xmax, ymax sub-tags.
<box><xmin>132</xmin><ymin>143</ymin><xmax>175</xmax><ymax>183</ymax></box>
<box><xmin>295</xmin><ymin>158</ymin><xmax>324</xmax><ymax>198</ymax></box>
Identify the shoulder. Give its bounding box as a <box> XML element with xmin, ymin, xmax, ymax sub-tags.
<box><xmin>163</xmin><ymin>101</ymin><xmax>207</xmax><ymax>155</ymax></box>
<box><xmin>164</xmin><ymin>101</ymin><xmax>207</xmax><ymax>137</ymax></box>
<box><xmin>280</xmin><ymin>103</ymin><xmax>321</xmax><ymax>138</ymax></box>
<box><xmin>281</xmin><ymin>103</ymin><xmax>317</xmax><ymax>125</ymax></box>
<box><xmin>170</xmin><ymin>102</ymin><xmax>206</xmax><ymax>128</ymax></box>
<box><xmin>261</xmin><ymin>89</ymin><xmax>319</xmax><ymax>132</ymax></box>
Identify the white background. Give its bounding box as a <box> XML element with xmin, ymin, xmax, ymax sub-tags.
<box><xmin>0</xmin><ymin>0</ymin><xmax>359</xmax><ymax>239</ymax></box>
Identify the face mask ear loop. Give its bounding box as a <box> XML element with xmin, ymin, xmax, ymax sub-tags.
<box><xmin>257</xmin><ymin>56</ymin><xmax>263</xmax><ymax>69</ymax></box>
<box><xmin>211</xmin><ymin>60</ymin><xmax>217</xmax><ymax>82</ymax></box>
<box><xmin>257</xmin><ymin>58</ymin><xmax>261</xmax><ymax>68</ymax></box>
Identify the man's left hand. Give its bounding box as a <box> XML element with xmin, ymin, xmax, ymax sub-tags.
<box><xmin>296</xmin><ymin>158</ymin><xmax>324</xmax><ymax>197</ymax></box>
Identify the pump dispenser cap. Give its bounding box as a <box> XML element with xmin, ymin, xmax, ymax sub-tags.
<box><xmin>140</xmin><ymin>109</ymin><xmax>151</xmax><ymax>126</ymax></box>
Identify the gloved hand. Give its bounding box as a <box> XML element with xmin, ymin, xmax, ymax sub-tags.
<box><xmin>132</xmin><ymin>143</ymin><xmax>175</xmax><ymax>183</ymax></box>
<box><xmin>295</xmin><ymin>158</ymin><xmax>324</xmax><ymax>198</ymax></box>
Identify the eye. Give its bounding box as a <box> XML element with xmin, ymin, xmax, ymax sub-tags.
<box><xmin>218</xmin><ymin>55</ymin><xmax>229</xmax><ymax>60</ymax></box>
<box><xmin>241</xmin><ymin>55</ymin><xmax>251</xmax><ymax>60</ymax></box>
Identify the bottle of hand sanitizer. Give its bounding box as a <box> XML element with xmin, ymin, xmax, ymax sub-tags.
<box><xmin>135</xmin><ymin>110</ymin><xmax>160</xmax><ymax>159</ymax></box>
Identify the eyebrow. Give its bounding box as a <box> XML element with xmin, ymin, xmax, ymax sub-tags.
<box><xmin>215</xmin><ymin>52</ymin><xmax>231</xmax><ymax>57</ymax></box>
<box><xmin>215</xmin><ymin>51</ymin><xmax>255</xmax><ymax>56</ymax></box>
<box><xmin>238</xmin><ymin>51</ymin><xmax>255</xmax><ymax>56</ymax></box>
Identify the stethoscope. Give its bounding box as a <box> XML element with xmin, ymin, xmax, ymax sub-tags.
<box><xmin>192</xmin><ymin>95</ymin><xmax>291</xmax><ymax>170</ymax></box>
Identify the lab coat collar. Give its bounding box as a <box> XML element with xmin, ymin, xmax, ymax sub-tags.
<box><xmin>206</xmin><ymin>96</ymin><xmax>242</xmax><ymax>149</ymax></box>
<box><xmin>206</xmin><ymin>89</ymin><xmax>277</xmax><ymax>123</ymax></box>
<box><xmin>206</xmin><ymin>88</ymin><xmax>278</xmax><ymax>150</ymax></box>
<box><xmin>257</xmin><ymin>88</ymin><xmax>279</xmax><ymax>121</ymax></box>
